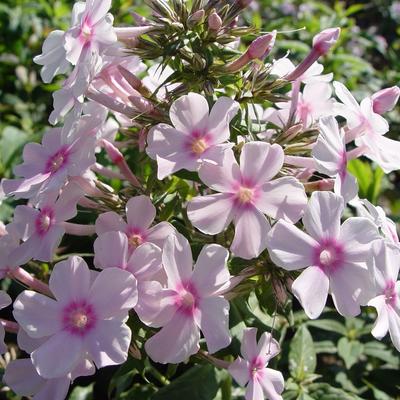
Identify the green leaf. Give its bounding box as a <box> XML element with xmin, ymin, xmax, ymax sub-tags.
<box><xmin>307</xmin><ymin>319</ymin><xmax>347</xmax><ymax>336</ymax></box>
<box><xmin>337</xmin><ymin>337</ymin><xmax>364</xmax><ymax>369</ymax></box>
<box><xmin>152</xmin><ymin>364</ymin><xmax>220</xmax><ymax>400</ymax></box>
<box><xmin>314</xmin><ymin>340</ymin><xmax>337</xmax><ymax>354</ymax></box>
<box><xmin>363</xmin><ymin>341</ymin><xmax>400</xmax><ymax>367</ymax></box>
<box><xmin>289</xmin><ymin>326</ymin><xmax>317</xmax><ymax>381</ymax></box>
<box><xmin>307</xmin><ymin>383</ymin><xmax>364</xmax><ymax>399</ymax></box>
<box><xmin>69</xmin><ymin>384</ymin><xmax>94</xmax><ymax>400</ymax></box>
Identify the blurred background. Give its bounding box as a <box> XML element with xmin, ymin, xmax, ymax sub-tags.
<box><xmin>0</xmin><ymin>0</ymin><xmax>399</xmax><ymax>399</ymax></box>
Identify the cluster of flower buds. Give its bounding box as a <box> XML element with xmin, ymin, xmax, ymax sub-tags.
<box><xmin>0</xmin><ymin>0</ymin><xmax>399</xmax><ymax>399</ymax></box>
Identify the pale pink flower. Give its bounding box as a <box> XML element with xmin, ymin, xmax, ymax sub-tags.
<box><xmin>188</xmin><ymin>143</ymin><xmax>307</xmax><ymax>259</ymax></box>
<box><xmin>33</xmin><ymin>30</ymin><xmax>70</xmax><ymax>83</ymax></box>
<box><xmin>0</xmin><ymin>291</ymin><xmax>12</xmax><ymax>354</ymax></box>
<box><xmin>144</xmin><ymin>232</ymin><xmax>231</xmax><ymax>364</ymax></box>
<box><xmin>271</xmin><ymin>59</ymin><xmax>333</xmax><ymax>84</ymax></box>
<box><xmin>333</xmin><ymin>82</ymin><xmax>400</xmax><ymax>173</ymax></box>
<box><xmin>350</xmin><ymin>198</ymin><xmax>399</xmax><ymax>247</ymax></box>
<box><xmin>2</xmin><ymin>116</ymin><xmax>97</xmax><ymax>204</ymax></box>
<box><xmin>146</xmin><ymin>93</ymin><xmax>240</xmax><ymax>179</ymax></box>
<box><xmin>95</xmin><ymin>195</ymin><xmax>175</xmax><ymax>252</ymax></box>
<box><xmin>312</xmin><ymin>116</ymin><xmax>358</xmax><ymax>202</ymax></box>
<box><xmin>0</xmin><ymin>224</ymin><xmax>21</xmax><ymax>278</ymax></box>
<box><xmin>228</xmin><ymin>328</ymin><xmax>284</xmax><ymax>400</ymax></box>
<box><xmin>9</xmin><ymin>183</ymin><xmax>84</xmax><ymax>264</ymax></box>
<box><xmin>94</xmin><ymin>231</ymin><xmax>163</xmax><ymax>324</ymax></box>
<box><xmin>267</xmin><ymin>191</ymin><xmax>380</xmax><ymax>319</ymax></box>
<box><xmin>367</xmin><ymin>241</ymin><xmax>400</xmax><ymax>352</ymax></box>
<box><xmin>64</xmin><ymin>0</ymin><xmax>117</xmax><ymax>66</ymax></box>
<box><xmin>13</xmin><ymin>256</ymin><xmax>137</xmax><ymax>378</ymax></box>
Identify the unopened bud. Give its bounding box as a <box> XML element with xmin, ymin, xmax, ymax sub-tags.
<box><xmin>187</xmin><ymin>9</ymin><xmax>205</xmax><ymax>27</ymax></box>
<box><xmin>247</xmin><ymin>31</ymin><xmax>276</xmax><ymax>60</ymax></box>
<box><xmin>128</xmin><ymin>95</ymin><xmax>155</xmax><ymax>113</ymax></box>
<box><xmin>371</xmin><ymin>86</ymin><xmax>400</xmax><ymax>114</ymax></box>
<box><xmin>208</xmin><ymin>11</ymin><xmax>222</xmax><ymax>32</ymax></box>
<box><xmin>312</xmin><ymin>27</ymin><xmax>340</xmax><ymax>56</ymax></box>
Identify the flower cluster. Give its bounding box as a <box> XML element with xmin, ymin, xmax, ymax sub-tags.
<box><xmin>0</xmin><ymin>0</ymin><xmax>399</xmax><ymax>399</ymax></box>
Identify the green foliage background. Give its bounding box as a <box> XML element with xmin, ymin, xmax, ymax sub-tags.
<box><xmin>0</xmin><ymin>0</ymin><xmax>399</xmax><ymax>399</ymax></box>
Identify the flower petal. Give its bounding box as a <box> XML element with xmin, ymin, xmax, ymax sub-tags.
<box><xmin>169</xmin><ymin>92</ymin><xmax>209</xmax><ymax>134</ymax></box>
<box><xmin>240</xmin><ymin>142</ymin><xmax>284</xmax><ymax>186</ymax></box>
<box><xmin>267</xmin><ymin>220</ymin><xmax>317</xmax><ymax>270</ymax></box>
<box><xmin>245</xmin><ymin>378</ymin><xmax>264</xmax><ymax>400</ymax></box>
<box><xmin>88</xmin><ymin>268</ymin><xmax>137</xmax><ymax>319</ymax></box>
<box><xmin>144</xmin><ymin>311</ymin><xmax>200</xmax><ymax>364</ymax></box>
<box><xmin>228</xmin><ymin>357</ymin><xmax>250</xmax><ymax>386</ymax></box>
<box><xmin>231</xmin><ymin>208</ymin><xmax>269</xmax><ymax>260</ymax></box>
<box><xmin>259</xmin><ymin>368</ymin><xmax>285</xmax><ymax>400</ymax></box>
<box><xmin>86</xmin><ymin>320</ymin><xmax>131</xmax><ymax>368</ymax></box>
<box><xmin>188</xmin><ymin>193</ymin><xmax>235</xmax><ymax>235</ymax></box>
<box><xmin>388</xmin><ymin>308</ymin><xmax>400</xmax><ymax>352</ymax></box>
<box><xmin>146</xmin><ymin>221</ymin><xmax>175</xmax><ymax>249</ymax></box>
<box><xmin>49</xmin><ymin>256</ymin><xmax>91</xmax><ymax>304</ymax></box>
<box><xmin>196</xmin><ymin>297</ymin><xmax>231</xmax><ymax>353</ymax></box>
<box><xmin>257</xmin><ymin>176</ymin><xmax>307</xmax><ymax>223</ymax></box>
<box><xmin>126</xmin><ymin>195</ymin><xmax>156</xmax><ymax>230</ymax></box>
<box><xmin>94</xmin><ymin>231</ymin><xmax>128</xmax><ymax>269</ymax></box>
<box><xmin>126</xmin><ymin>242</ymin><xmax>162</xmax><ymax>281</ymax></box>
<box><xmin>95</xmin><ymin>211</ymin><xmax>126</xmax><ymax>235</ymax></box>
<box><xmin>368</xmin><ymin>295</ymin><xmax>389</xmax><ymax>340</ymax></box>
<box><xmin>192</xmin><ymin>244</ymin><xmax>230</xmax><ymax>297</ymax></box>
<box><xmin>292</xmin><ymin>266</ymin><xmax>329</xmax><ymax>319</ymax></box>
<box><xmin>13</xmin><ymin>291</ymin><xmax>61</xmax><ymax>338</ymax></box>
<box><xmin>31</xmin><ymin>331</ymin><xmax>83</xmax><ymax>379</ymax></box>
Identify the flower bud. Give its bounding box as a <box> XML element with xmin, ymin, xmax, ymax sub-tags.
<box><xmin>236</xmin><ymin>0</ymin><xmax>253</xmax><ymax>8</ymax></box>
<box><xmin>187</xmin><ymin>9</ymin><xmax>205</xmax><ymax>27</ymax></box>
<box><xmin>371</xmin><ymin>86</ymin><xmax>400</xmax><ymax>114</ymax></box>
<box><xmin>312</xmin><ymin>27</ymin><xmax>340</xmax><ymax>56</ymax></box>
<box><xmin>247</xmin><ymin>31</ymin><xmax>276</xmax><ymax>60</ymax></box>
<box><xmin>208</xmin><ymin>11</ymin><xmax>222</xmax><ymax>32</ymax></box>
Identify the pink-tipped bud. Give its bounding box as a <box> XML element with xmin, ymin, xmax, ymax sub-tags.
<box><xmin>128</xmin><ymin>95</ymin><xmax>155</xmax><ymax>114</ymax></box>
<box><xmin>247</xmin><ymin>31</ymin><xmax>276</xmax><ymax>60</ymax></box>
<box><xmin>371</xmin><ymin>86</ymin><xmax>400</xmax><ymax>114</ymax></box>
<box><xmin>208</xmin><ymin>11</ymin><xmax>222</xmax><ymax>32</ymax></box>
<box><xmin>312</xmin><ymin>27</ymin><xmax>340</xmax><ymax>56</ymax></box>
<box><xmin>187</xmin><ymin>10</ymin><xmax>205</xmax><ymax>27</ymax></box>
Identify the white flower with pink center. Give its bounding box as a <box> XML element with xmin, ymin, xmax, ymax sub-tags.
<box><xmin>2</xmin><ymin>115</ymin><xmax>98</xmax><ymax>204</ymax></box>
<box><xmin>94</xmin><ymin>231</ymin><xmax>164</xmax><ymax>325</ymax></box>
<box><xmin>144</xmin><ymin>232</ymin><xmax>231</xmax><ymax>364</ymax></box>
<box><xmin>267</xmin><ymin>191</ymin><xmax>380</xmax><ymax>319</ymax></box>
<box><xmin>312</xmin><ymin>116</ymin><xmax>358</xmax><ymax>203</ymax></box>
<box><xmin>9</xmin><ymin>183</ymin><xmax>83</xmax><ymax>265</ymax></box>
<box><xmin>228</xmin><ymin>328</ymin><xmax>284</xmax><ymax>400</ymax></box>
<box><xmin>95</xmin><ymin>195</ymin><xmax>175</xmax><ymax>252</ymax></box>
<box><xmin>13</xmin><ymin>256</ymin><xmax>137</xmax><ymax>379</ymax></box>
<box><xmin>333</xmin><ymin>81</ymin><xmax>400</xmax><ymax>173</ymax></box>
<box><xmin>187</xmin><ymin>142</ymin><xmax>307</xmax><ymax>259</ymax></box>
<box><xmin>146</xmin><ymin>92</ymin><xmax>240</xmax><ymax>179</ymax></box>
<box><xmin>367</xmin><ymin>241</ymin><xmax>400</xmax><ymax>352</ymax></box>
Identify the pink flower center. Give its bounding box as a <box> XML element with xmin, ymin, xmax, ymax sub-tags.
<box><xmin>35</xmin><ymin>208</ymin><xmax>54</xmax><ymax>236</ymax></box>
<box><xmin>314</xmin><ymin>239</ymin><xmax>344</xmax><ymax>273</ymax></box>
<box><xmin>175</xmin><ymin>282</ymin><xmax>198</xmax><ymax>315</ymax></box>
<box><xmin>63</xmin><ymin>300</ymin><xmax>96</xmax><ymax>336</ymax></box>
<box><xmin>237</xmin><ymin>187</ymin><xmax>254</xmax><ymax>204</ymax></box>
<box><xmin>45</xmin><ymin>147</ymin><xmax>69</xmax><ymax>174</ymax></box>
<box><xmin>80</xmin><ymin>16</ymin><xmax>93</xmax><ymax>42</ymax></box>
<box><xmin>191</xmin><ymin>138</ymin><xmax>208</xmax><ymax>155</ymax></box>
<box><xmin>249</xmin><ymin>357</ymin><xmax>265</xmax><ymax>380</ymax></box>
<box><xmin>127</xmin><ymin>228</ymin><xmax>146</xmax><ymax>249</ymax></box>
<box><xmin>384</xmin><ymin>281</ymin><xmax>397</xmax><ymax>307</ymax></box>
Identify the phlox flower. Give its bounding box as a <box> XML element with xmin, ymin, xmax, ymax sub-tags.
<box><xmin>34</xmin><ymin>0</ymin><xmax>117</xmax><ymax>84</ymax></box>
<box><xmin>0</xmin><ymin>224</ymin><xmax>21</xmax><ymax>278</ymax></box>
<box><xmin>4</xmin><ymin>330</ymin><xmax>95</xmax><ymax>400</ymax></box>
<box><xmin>267</xmin><ymin>191</ymin><xmax>380</xmax><ymax>319</ymax></box>
<box><xmin>94</xmin><ymin>231</ymin><xmax>163</xmax><ymax>324</ymax></box>
<box><xmin>187</xmin><ymin>143</ymin><xmax>307</xmax><ymax>259</ymax></box>
<box><xmin>0</xmin><ymin>291</ymin><xmax>12</xmax><ymax>354</ymax></box>
<box><xmin>146</xmin><ymin>93</ymin><xmax>240</xmax><ymax>179</ymax></box>
<box><xmin>9</xmin><ymin>183</ymin><xmax>84</xmax><ymax>265</ymax></box>
<box><xmin>228</xmin><ymin>328</ymin><xmax>284</xmax><ymax>400</ymax></box>
<box><xmin>144</xmin><ymin>232</ymin><xmax>231</xmax><ymax>364</ymax></box>
<box><xmin>13</xmin><ymin>256</ymin><xmax>137</xmax><ymax>378</ymax></box>
<box><xmin>95</xmin><ymin>195</ymin><xmax>175</xmax><ymax>252</ymax></box>
<box><xmin>333</xmin><ymin>82</ymin><xmax>400</xmax><ymax>173</ymax></box>
<box><xmin>2</xmin><ymin>115</ymin><xmax>98</xmax><ymax>204</ymax></box>
<box><xmin>312</xmin><ymin>116</ymin><xmax>358</xmax><ymax>203</ymax></box>
<box><xmin>350</xmin><ymin>198</ymin><xmax>399</xmax><ymax>247</ymax></box>
<box><xmin>367</xmin><ymin>241</ymin><xmax>400</xmax><ymax>351</ymax></box>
